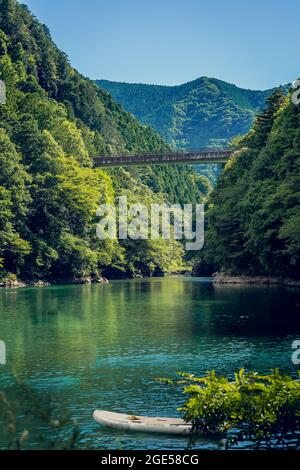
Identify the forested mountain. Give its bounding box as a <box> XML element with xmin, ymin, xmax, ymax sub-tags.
<box><xmin>96</xmin><ymin>77</ymin><xmax>287</xmax><ymax>149</ymax></box>
<box><xmin>193</xmin><ymin>88</ymin><xmax>300</xmax><ymax>278</ymax></box>
<box><xmin>0</xmin><ymin>0</ymin><xmax>203</xmax><ymax>282</ymax></box>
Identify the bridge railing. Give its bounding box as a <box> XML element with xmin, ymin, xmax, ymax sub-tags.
<box><xmin>93</xmin><ymin>147</ymin><xmax>234</xmax><ymax>160</ymax></box>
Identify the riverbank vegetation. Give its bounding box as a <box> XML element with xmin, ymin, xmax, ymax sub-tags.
<box><xmin>0</xmin><ymin>0</ymin><xmax>204</xmax><ymax>283</ymax></box>
<box><xmin>194</xmin><ymin>89</ymin><xmax>300</xmax><ymax>279</ymax></box>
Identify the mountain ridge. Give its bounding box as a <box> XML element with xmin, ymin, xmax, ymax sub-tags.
<box><xmin>96</xmin><ymin>77</ymin><xmax>289</xmax><ymax>149</ymax></box>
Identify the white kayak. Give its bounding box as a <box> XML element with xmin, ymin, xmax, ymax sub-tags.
<box><xmin>93</xmin><ymin>410</ymin><xmax>192</xmax><ymax>436</ymax></box>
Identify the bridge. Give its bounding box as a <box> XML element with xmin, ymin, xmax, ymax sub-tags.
<box><xmin>93</xmin><ymin>148</ymin><xmax>233</xmax><ymax>168</ymax></box>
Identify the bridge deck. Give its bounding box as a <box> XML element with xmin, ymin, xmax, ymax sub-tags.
<box><xmin>93</xmin><ymin>149</ymin><xmax>233</xmax><ymax>167</ymax></box>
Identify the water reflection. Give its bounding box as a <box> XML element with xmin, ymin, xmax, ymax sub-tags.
<box><xmin>0</xmin><ymin>277</ymin><xmax>299</xmax><ymax>449</ymax></box>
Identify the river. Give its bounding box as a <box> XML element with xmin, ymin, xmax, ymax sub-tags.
<box><xmin>0</xmin><ymin>277</ymin><xmax>299</xmax><ymax>450</ymax></box>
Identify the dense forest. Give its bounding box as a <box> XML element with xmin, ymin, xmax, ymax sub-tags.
<box><xmin>97</xmin><ymin>77</ymin><xmax>287</xmax><ymax>150</ymax></box>
<box><xmin>194</xmin><ymin>89</ymin><xmax>300</xmax><ymax>278</ymax></box>
<box><xmin>0</xmin><ymin>0</ymin><xmax>298</xmax><ymax>284</ymax></box>
<box><xmin>0</xmin><ymin>0</ymin><xmax>205</xmax><ymax>282</ymax></box>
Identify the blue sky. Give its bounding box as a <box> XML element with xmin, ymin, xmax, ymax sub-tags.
<box><xmin>21</xmin><ymin>0</ymin><xmax>299</xmax><ymax>90</ymax></box>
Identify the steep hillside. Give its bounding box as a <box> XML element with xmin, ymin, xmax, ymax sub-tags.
<box><xmin>0</xmin><ymin>0</ymin><xmax>201</xmax><ymax>281</ymax></box>
<box><xmin>96</xmin><ymin>77</ymin><xmax>286</xmax><ymax>149</ymax></box>
<box><xmin>193</xmin><ymin>88</ymin><xmax>300</xmax><ymax>278</ymax></box>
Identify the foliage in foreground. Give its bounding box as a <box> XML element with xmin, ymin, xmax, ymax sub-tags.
<box><xmin>159</xmin><ymin>369</ymin><xmax>300</xmax><ymax>449</ymax></box>
<box><xmin>0</xmin><ymin>379</ymin><xmax>80</xmax><ymax>450</ymax></box>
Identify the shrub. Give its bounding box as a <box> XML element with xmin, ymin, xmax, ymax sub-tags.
<box><xmin>158</xmin><ymin>369</ymin><xmax>300</xmax><ymax>449</ymax></box>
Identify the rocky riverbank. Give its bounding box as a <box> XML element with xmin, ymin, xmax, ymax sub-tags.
<box><xmin>212</xmin><ymin>272</ymin><xmax>300</xmax><ymax>287</ymax></box>
<box><xmin>0</xmin><ymin>277</ymin><xmax>109</xmax><ymax>289</ymax></box>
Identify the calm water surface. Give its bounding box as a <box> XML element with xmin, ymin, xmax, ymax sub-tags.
<box><xmin>0</xmin><ymin>277</ymin><xmax>299</xmax><ymax>449</ymax></box>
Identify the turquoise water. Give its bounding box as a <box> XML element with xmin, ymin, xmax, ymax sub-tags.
<box><xmin>0</xmin><ymin>277</ymin><xmax>299</xmax><ymax>449</ymax></box>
